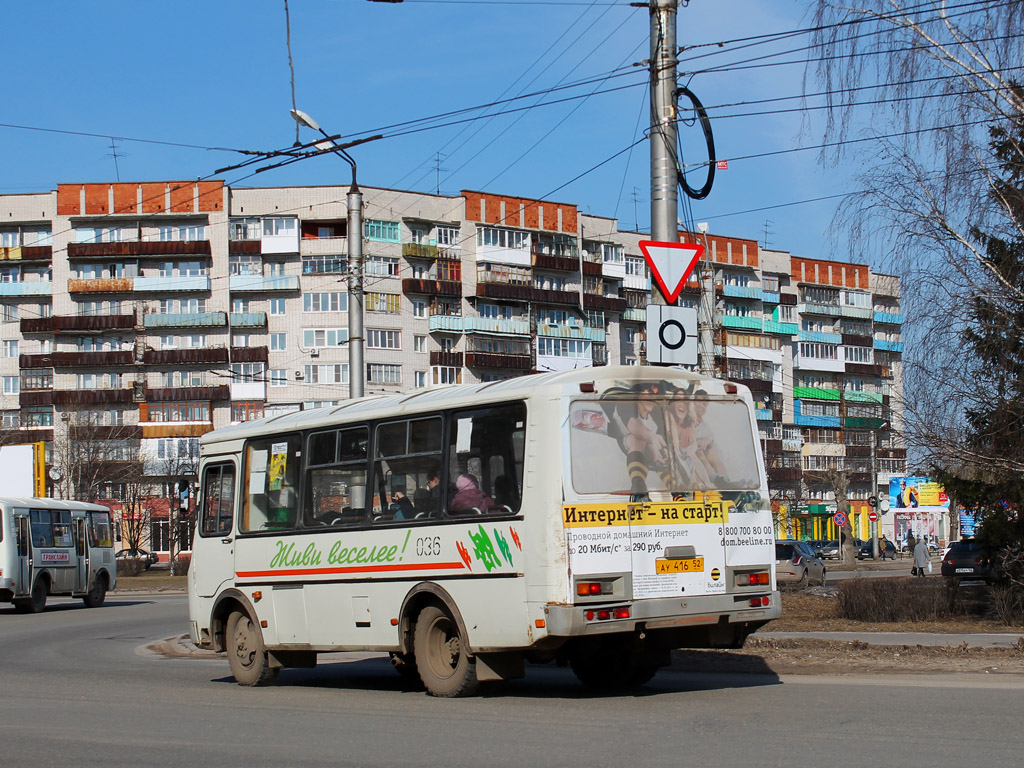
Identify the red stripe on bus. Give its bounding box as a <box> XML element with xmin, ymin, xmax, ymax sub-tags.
<box><xmin>235</xmin><ymin>561</ymin><xmax>467</xmax><ymax>578</ymax></box>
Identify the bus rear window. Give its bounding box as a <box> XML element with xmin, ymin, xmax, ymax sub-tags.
<box><xmin>569</xmin><ymin>396</ymin><xmax>760</xmax><ymax>495</ymax></box>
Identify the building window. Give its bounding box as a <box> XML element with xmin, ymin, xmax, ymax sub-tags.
<box><xmin>366</xmin><ymin>329</ymin><xmax>401</xmax><ymax>350</ymax></box>
<box><xmin>302</xmin><ymin>328</ymin><xmax>348</xmax><ymax>348</ymax></box>
<box><xmin>269</xmin><ymin>298</ymin><xmax>286</xmax><ymax>315</ymax></box>
<box><xmin>77</xmin><ymin>373</ymin><xmax>122</xmax><ymax>390</ymax></box>
<box><xmin>155</xmin><ymin>437</ymin><xmax>200</xmax><ymax>460</ymax></box>
<box><xmin>159</xmin><ymin>224</ymin><xmax>205</xmax><ymax>242</ymax></box>
<box><xmin>160</xmin><ymin>370</ymin><xmax>204</xmax><ymax>388</ymax></box>
<box><xmin>364</xmin><ymin>219</ymin><xmax>401</xmax><ymax>242</ymax></box>
<box><xmin>2</xmin><ymin>340</ymin><xmax>18</xmax><ymax>358</ymax></box>
<box><xmin>437</xmin><ymin>226</ymin><xmax>460</xmax><ymax>248</ymax></box>
<box><xmin>3</xmin><ymin>376</ymin><xmax>20</xmax><ymax>395</ymax></box>
<box><xmin>304</xmin><ymin>364</ymin><xmax>348</xmax><ymax>384</ymax></box>
<box><xmin>436</xmin><ymin>259</ymin><xmax>461</xmax><ymax>282</ymax></box>
<box><xmin>230</xmin><ymin>363</ymin><xmax>265</xmax><ymax>382</ymax></box>
<box><xmin>365</xmin><ymin>256</ymin><xmax>399</xmax><ymax>276</ymax></box>
<box><xmin>601</xmin><ymin>243</ymin><xmax>624</xmax><ymax>264</ymax></box>
<box><xmin>229</xmin><ymin>217</ymin><xmax>261</xmax><ymax>241</ymax></box>
<box><xmin>367</xmin><ymin>363</ymin><xmax>402</xmax><ymax>384</ymax></box>
<box><xmin>229</xmin><ymin>254</ymin><xmax>261</xmax><ymax>276</ymax></box>
<box><xmin>365</xmin><ymin>292</ymin><xmax>401</xmax><ymax>314</ymax></box>
<box><xmin>414</xmin><ymin>371</ymin><xmax>427</xmax><ymax>388</ymax></box>
<box><xmin>413</xmin><ymin>300</ymin><xmax>427</xmax><ymax>319</ymax></box>
<box><xmin>270</xmin><ymin>369</ymin><xmax>287</xmax><ymax>387</ymax></box>
<box><xmin>270</xmin><ymin>333</ymin><xmax>287</xmax><ymax>351</ymax></box>
<box><xmin>537</xmin><ymin>337</ymin><xmax>591</xmax><ymax>358</ymax></box>
<box><xmin>19</xmin><ymin>369</ymin><xmax>51</xmax><ymax>391</ymax></box>
<box><xmin>414</xmin><ymin>335</ymin><xmax>426</xmax><ymax>353</ymax></box>
<box><xmin>845</xmin><ymin>346</ymin><xmax>873</xmax><ymax>364</ymax></box>
<box><xmin>263</xmin><ymin>217</ymin><xmax>297</xmax><ymax>237</ymax></box>
<box><xmin>476</xmin><ymin>227</ymin><xmax>528</xmax><ymax>250</ymax></box>
<box><xmin>762</xmin><ymin>274</ymin><xmax>780</xmax><ymax>292</ymax></box>
<box><xmin>22</xmin><ymin>406</ymin><xmax>53</xmax><ymax>427</ymax></box>
<box><xmin>303</xmin><ymin>292</ymin><xmax>347</xmax><ymax>312</ymax></box>
<box><xmin>302</xmin><ymin>255</ymin><xmax>347</xmax><ymax>274</ymax></box>
<box><xmin>778</xmin><ymin>305</ymin><xmax>796</xmax><ymax>322</ymax></box>
<box><xmin>799</xmin><ymin>342</ymin><xmax>839</xmax><ymax>360</ymax></box>
<box><xmin>431</xmin><ymin>366</ymin><xmax>462</xmax><ymax>386</ymax></box>
<box><xmin>231</xmin><ymin>401</ymin><xmax>264</xmax><ymax>423</ymax></box>
<box><xmin>143</xmin><ymin>402</ymin><xmax>211</xmax><ymax>423</ymax></box>
<box><xmin>479</xmin><ymin>303</ymin><xmax>513</xmax><ymax>320</ymax></box>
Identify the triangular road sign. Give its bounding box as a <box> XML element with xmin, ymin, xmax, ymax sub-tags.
<box><xmin>638</xmin><ymin>240</ymin><xmax>705</xmax><ymax>304</ymax></box>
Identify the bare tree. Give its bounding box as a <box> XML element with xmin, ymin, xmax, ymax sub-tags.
<box><xmin>52</xmin><ymin>410</ymin><xmax>147</xmax><ymax>502</ymax></box>
<box><xmin>804</xmin><ymin>468</ymin><xmax>857</xmax><ymax>565</ymax></box>
<box><xmin>808</xmin><ymin>2</ymin><xmax>1024</xmax><ymax>477</ymax></box>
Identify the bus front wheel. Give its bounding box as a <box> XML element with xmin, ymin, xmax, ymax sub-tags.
<box><xmin>226</xmin><ymin>610</ymin><xmax>278</xmax><ymax>686</ymax></box>
<box><xmin>414</xmin><ymin>605</ymin><xmax>479</xmax><ymax>697</ymax></box>
<box><xmin>83</xmin><ymin>575</ymin><xmax>107</xmax><ymax>608</ymax></box>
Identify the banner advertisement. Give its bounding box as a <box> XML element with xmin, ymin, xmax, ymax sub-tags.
<box><xmin>888</xmin><ymin>476</ymin><xmax>949</xmax><ymax>510</ymax></box>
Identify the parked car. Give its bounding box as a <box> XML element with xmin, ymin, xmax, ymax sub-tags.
<box><xmin>856</xmin><ymin>538</ymin><xmax>898</xmax><ymax>560</ymax></box>
<box><xmin>940</xmin><ymin>539</ymin><xmax>1000</xmax><ymax>584</ymax></box>
<box><xmin>775</xmin><ymin>541</ymin><xmax>827</xmax><ymax>586</ymax></box>
<box><xmin>116</xmin><ymin>548</ymin><xmax>159</xmax><ymax>570</ymax></box>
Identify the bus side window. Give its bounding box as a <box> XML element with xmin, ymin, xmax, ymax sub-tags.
<box><xmin>30</xmin><ymin>509</ymin><xmax>54</xmax><ymax>548</ymax></box>
<box><xmin>372</xmin><ymin>417</ymin><xmax>442</xmax><ymax>525</ymax></box>
<box><xmin>201</xmin><ymin>463</ymin><xmax>236</xmax><ymax>536</ymax></box>
<box><xmin>446</xmin><ymin>403</ymin><xmax>526</xmax><ymax>516</ymax></box>
<box><xmin>304</xmin><ymin>426</ymin><xmax>369</xmax><ymax>529</ymax></box>
<box><xmin>241</xmin><ymin>434</ymin><xmax>302</xmax><ymax>532</ymax></box>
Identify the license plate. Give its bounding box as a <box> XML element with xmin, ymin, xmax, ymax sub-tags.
<box><xmin>955</xmin><ymin>567</ymin><xmax>974</xmax><ymax>574</ymax></box>
<box><xmin>656</xmin><ymin>557</ymin><xmax>705</xmax><ymax>574</ymax></box>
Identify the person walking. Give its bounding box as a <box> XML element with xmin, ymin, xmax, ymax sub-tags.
<box><xmin>912</xmin><ymin>536</ymin><xmax>929</xmax><ymax>577</ymax></box>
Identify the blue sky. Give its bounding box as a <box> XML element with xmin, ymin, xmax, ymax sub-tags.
<box><xmin>2</xmin><ymin>0</ymin><xmax>862</xmax><ymax>263</ymax></box>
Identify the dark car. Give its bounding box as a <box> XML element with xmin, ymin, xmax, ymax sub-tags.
<box><xmin>941</xmin><ymin>539</ymin><xmax>1000</xmax><ymax>583</ymax></box>
<box><xmin>116</xmin><ymin>548</ymin><xmax>159</xmax><ymax>570</ymax></box>
<box><xmin>856</xmin><ymin>538</ymin><xmax>898</xmax><ymax>560</ymax></box>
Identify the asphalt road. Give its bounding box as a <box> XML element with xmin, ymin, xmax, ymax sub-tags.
<box><xmin>2</xmin><ymin>594</ymin><xmax>1022</xmax><ymax>768</ymax></box>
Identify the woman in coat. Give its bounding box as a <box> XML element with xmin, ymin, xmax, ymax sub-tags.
<box><xmin>912</xmin><ymin>537</ymin><xmax>930</xmax><ymax>577</ymax></box>
<box><xmin>450</xmin><ymin>474</ymin><xmax>495</xmax><ymax>515</ymax></box>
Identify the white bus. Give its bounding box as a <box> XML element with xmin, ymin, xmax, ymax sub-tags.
<box><xmin>188</xmin><ymin>366</ymin><xmax>778</xmax><ymax>696</ymax></box>
<box><xmin>0</xmin><ymin>497</ymin><xmax>117</xmax><ymax>612</ymax></box>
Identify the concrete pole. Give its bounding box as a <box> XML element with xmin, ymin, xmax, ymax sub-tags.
<box><xmin>347</xmin><ymin>186</ymin><xmax>364</xmax><ymax>398</ymax></box>
<box><xmin>649</xmin><ymin>0</ymin><xmax>679</xmax><ymax>245</ymax></box>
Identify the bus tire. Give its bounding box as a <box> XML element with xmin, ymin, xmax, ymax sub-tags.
<box><xmin>226</xmin><ymin>609</ymin><xmax>278</xmax><ymax>687</ymax></box>
<box><xmin>414</xmin><ymin>604</ymin><xmax>479</xmax><ymax>698</ymax></box>
<box><xmin>83</xmin><ymin>575</ymin><xmax>107</xmax><ymax>608</ymax></box>
<box><xmin>16</xmin><ymin>576</ymin><xmax>49</xmax><ymax>614</ymax></box>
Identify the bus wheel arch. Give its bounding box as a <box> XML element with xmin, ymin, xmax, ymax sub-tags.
<box><xmin>210</xmin><ymin>590</ymin><xmax>258</xmax><ymax>653</ymax></box>
<box><xmin>398</xmin><ymin>583</ymin><xmax>472</xmax><ymax>656</ymax></box>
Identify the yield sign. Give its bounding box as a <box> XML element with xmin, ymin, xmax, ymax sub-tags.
<box><xmin>638</xmin><ymin>240</ymin><xmax>705</xmax><ymax>303</ymax></box>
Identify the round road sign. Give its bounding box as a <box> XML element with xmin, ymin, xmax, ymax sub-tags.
<box><xmin>833</xmin><ymin>511</ymin><xmax>847</xmax><ymax>527</ymax></box>
<box><xmin>868</xmin><ymin>510</ymin><xmax>879</xmax><ymax>522</ymax></box>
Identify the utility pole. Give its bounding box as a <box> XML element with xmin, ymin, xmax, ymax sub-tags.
<box><xmin>649</xmin><ymin>0</ymin><xmax>679</xmax><ymax>245</ymax></box>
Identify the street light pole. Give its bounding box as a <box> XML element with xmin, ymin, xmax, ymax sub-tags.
<box><xmin>291</xmin><ymin>109</ymin><xmax>365</xmax><ymax>398</ymax></box>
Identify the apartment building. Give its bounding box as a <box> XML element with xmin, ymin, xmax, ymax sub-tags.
<box><xmin>0</xmin><ymin>179</ymin><xmax>905</xmax><ymax>549</ymax></box>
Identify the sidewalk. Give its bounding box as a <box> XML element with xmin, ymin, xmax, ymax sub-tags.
<box><xmin>757</xmin><ymin>630</ymin><xmax>1023</xmax><ymax>648</ymax></box>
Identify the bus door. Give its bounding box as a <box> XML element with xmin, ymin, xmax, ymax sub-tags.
<box><xmin>192</xmin><ymin>462</ymin><xmax>237</xmax><ymax>598</ymax></box>
<box><xmin>14</xmin><ymin>514</ymin><xmax>30</xmax><ymax>597</ymax></box>
<box><xmin>74</xmin><ymin>516</ymin><xmax>89</xmax><ymax>593</ymax></box>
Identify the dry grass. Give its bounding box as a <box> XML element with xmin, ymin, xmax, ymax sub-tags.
<box><xmin>112</xmin><ymin>570</ymin><xmax>186</xmax><ymax>592</ymax></box>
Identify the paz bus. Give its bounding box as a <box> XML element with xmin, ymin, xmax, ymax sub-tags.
<box><xmin>0</xmin><ymin>497</ymin><xmax>117</xmax><ymax>612</ymax></box>
<box><xmin>188</xmin><ymin>365</ymin><xmax>778</xmax><ymax>696</ymax></box>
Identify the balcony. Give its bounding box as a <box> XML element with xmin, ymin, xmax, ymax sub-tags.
<box><xmin>427</xmin><ymin>315</ymin><xmax>466</xmax><ymax>333</ymax></box>
<box><xmin>465</xmin><ymin>352</ymin><xmax>532</xmax><ymax>370</ymax></box>
<box><xmin>68</xmin><ymin>424</ymin><xmax>143</xmax><ymax>440</ymax></box>
<box><xmin>231</xmin><ymin>346</ymin><xmax>269</xmax><ymax>364</ymax></box>
<box><xmin>299</xmin><ymin>237</ymin><xmax>347</xmax><ymax>257</ymax></box>
<box><xmin>21</xmin><ymin>313</ymin><xmax>136</xmax><ymax>333</ymax></box>
<box><xmin>229</xmin><ymin>239</ymin><xmax>262</xmax><ymax>255</ymax></box>
<box><xmin>622</xmin><ymin>307</ymin><xmax>647</xmax><ymax>323</ymax></box>
<box><xmin>68</xmin><ymin>240</ymin><xmax>211</xmax><ymax>258</ymax></box>
<box><xmin>582</xmin><ymin>294</ymin><xmax>627</xmax><ymax>313</ymax></box>
<box><xmin>462</xmin><ymin>317</ymin><xmax>530</xmax><ymax>336</ymax></box>
<box><xmin>793</xmin><ymin>386</ymin><xmax>841</xmax><ymax>401</ymax></box>
<box><xmin>873</xmin><ymin>339</ymin><xmax>904</xmax><ymax>353</ymax></box>
<box><xmin>228</xmin><ymin>275</ymin><xmax>299</xmax><ymax>292</ymax></box>
<box><xmin>839</xmin><ymin>304</ymin><xmax>874</xmax><ymax>319</ymax></box>
<box><xmin>476</xmin><ymin>283</ymin><xmax>578</xmax><ymax>306</ymax></box>
<box><xmin>20</xmin><ymin>351</ymin><xmax>133</xmax><ymax>368</ymax></box>
<box><xmin>143</xmin><ymin>312</ymin><xmax>227</xmax><ymax>329</ymax></box>
<box><xmin>763</xmin><ymin>320</ymin><xmax>798</xmax><ymax>335</ymax></box>
<box><xmin>768</xmin><ymin>466</ymin><xmax>802</xmax><ymax>483</ymax></box>
<box><xmin>798</xmin><ymin>302</ymin><xmax>841</xmax><ymax>316</ymax></box>
<box><xmin>429</xmin><ymin>351</ymin><xmax>464</xmax><ymax>367</ymax></box>
<box><xmin>755</xmin><ymin>407</ymin><xmax>773</xmax><ymax>421</ymax></box>
<box><xmin>133</xmin><ymin>276</ymin><xmax>211</xmax><ymax>293</ymax></box>
<box><xmin>536</xmin><ymin>324</ymin><xmax>605</xmax><ymax>343</ymax></box>
<box><xmin>761</xmin><ymin>290</ymin><xmax>781</xmax><ymax>304</ymax></box>
<box><xmin>722</xmin><ymin>285</ymin><xmax>762</xmax><ymax>300</ymax></box>
<box><xmin>732</xmin><ymin>377</ymin><xmax>773</xmax><ymax>393</ymax></box>
<box><xmin>142</xmin><ymin>348</ymin><xmax>229</xmax><ymax>365</ymax></box>
<box><xmin>794</xmin><ymin>413</ymin><xmax>842</xmax><ymax>428</ymax></box>
<box><xmin>146</xmin><ymin>385</ymin><xmax>231</xmax><ymax>402</ymax></box>
<box><xmin>0</xmin><ymin>281</ymin><xmax>52</xmax><ymax>297</ymax></box>
<box><xmin>721</xmin><ymin>315</ymin><xmax>763</xmax><ymax>331</ymax></box>
<box><xmin>844</xmin><ymin>391</ymin><xmax>883</xmax><ymax>403</ymax></box>
<box><xmin>532</xmin><ymin>252</ymin><xmax>581</xmax><ymax>272</ymax></box>
<box><xmin>781</xmin><ymin>438</ymin><xmax>803</xmax><ymax>452</ymax></box>
<box><xmin>798</xmin><ymin>330</ymin><xmax>841</xmax><ymax>344</ymax></box>
<box><xmin>403</xmin><ymin>243</ymin><xmax>439</xmax><ymax>259</ymax></box>
<box><xmin>873</xmin><ymin>311</ymin><xmax>903</xmax><ymax>325</ymax></box>
<box><xmin>228</xmin><ymin>311</ymin><xmax>266</xmax><ymax>329</ymax></box>
<box><xmin>843</xmin><ymin>416</ymin><xmax>886</xmax><ymax>429</ymax></box>
<box><xmin>52</xmin><ymin>389</ymin><xmax>133</xmax><ymax>405</ymax></box>
<box><xmin>402</xmin><ymin>278</ymin><xmax>462</xmax><ymax>297</ymax></box>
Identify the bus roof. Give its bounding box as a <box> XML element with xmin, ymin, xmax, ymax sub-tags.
<box><xmin>203</xmin><ymin>365</ymin><xmax>736</xmax><ymax>448</ymax></box>
<box><xmin>0</xmin><ymin>497</ymin><xmax>111</xmax><ymax>512</ymax></box>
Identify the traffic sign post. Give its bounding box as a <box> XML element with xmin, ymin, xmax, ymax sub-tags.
<box><xmin>646</xmin><ymin>305</ymin><xmax>698</xmax><ymax>365</ymax></box>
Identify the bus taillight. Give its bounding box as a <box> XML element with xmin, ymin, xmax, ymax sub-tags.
<box><xmin>735</xmin><ymin>571</ymin><xmax>771</xmax><ymax>587</ymax></box>
<box><xmin>576</xmin><ymin>581</ymin><xmax>611</xmax><ymax>596</ymax></box>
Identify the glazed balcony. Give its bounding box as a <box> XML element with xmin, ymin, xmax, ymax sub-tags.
<box><xmin>142</xmin><ymin>348</ymin><xmax>229</xmax><ymax>365</ymax></box>
<box><xmin>228</xmin><ymin>275</ymin><xmax>299</xmax><ymax>292</ymax></box>
<box><xmin>229</xmin><ymin>312</ymin><xmax>268</xmax><ymax>329</ymax></box>
<box><xmin>143</xmin><ymin>312</ymin><xmax>226</xmax><ymax>329</ymax></box>
<box><xmin>21</xmin><ymin>313</ymin><xmax>136</xmax><ymax>333</ymax></box>
<box><xmin>68</xmin><ymin>240</ymin><xmax>211</xmax><ymax>259</ymax></box>
<box><xmin>402</xmin><ymin>243</ymin><xmax>439</xmax><ymax>259</ymax></box>
<box><xmin>68</xmin><ymin>276</ymin><xmax>210</xmax><ymax>293</ymax></box>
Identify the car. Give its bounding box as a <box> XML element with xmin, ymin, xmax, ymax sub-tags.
<box><xmin>775</xmin><ymin>540</ymin><xmax>827</xmax><ymax>586</ymax></box>
<box><xmin>856</xmin><ymin>538</ymin><xmax>898</xmax><ymax>560</ymax></box>
<box><xmin>116</xmin><ymin>548</ymin><xmax>159</xmax><ymax>570</ymax></box>
<box><xmin>940</xmin><ymin>539</ymin><xmax>1000</xmax><ymax>584</ymax></box>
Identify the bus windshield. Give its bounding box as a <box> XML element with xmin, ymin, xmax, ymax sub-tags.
<box><xmin>568</xmin><ymin>395</ymin><xmax>760</xmax><ymax>495</ymax></box>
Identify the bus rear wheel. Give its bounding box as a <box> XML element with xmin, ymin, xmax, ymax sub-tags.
<box><xmin>570</xmin><ymin>637</ymin><xmax>660</xmax><ymax>690</ymax></box>
<box><xmin>414</xmin><ymin>605</ymin><xmax>479</xmax><ymax>698</ymax></box>
<box><xmin>226</xmin><ymin>610</ymin><xmax>278</xmax><ymax>686</ymax></box>
<box><xmin>14</xmin><ymin>577</ymin><xmax>48</xmax><ymax>614</ymax></box>
<box><xmin>83</xmin><ymin>575</ymin><xmax>107</xmax><ymax>608</ymax></box>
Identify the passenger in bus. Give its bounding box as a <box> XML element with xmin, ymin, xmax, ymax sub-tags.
<box><xmin>450</xmin><ymin>473</ymin><xmax>494</xmax><ymax>515</ymax></box>
<box><xmin>389</xmin><ymin>491</ymin><xmax>415</xmax><ymax>520</ymax></box>
<box><xmin>413</xmin><ymin>469</ymin><xmax>441</xmax><ymax>516</ymax></box>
